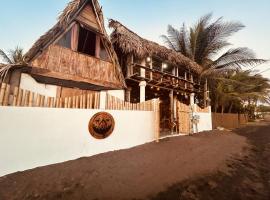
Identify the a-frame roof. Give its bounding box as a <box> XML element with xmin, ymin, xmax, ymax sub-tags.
<box><xmin>25</xmin><ymin>0</ymin><xmax>126</xmax><ymax>88</ymax></box>
<box><xmin>25</xmin><ymin>0</ymin><xmax>101</xmax><ymax>61</ymax></box>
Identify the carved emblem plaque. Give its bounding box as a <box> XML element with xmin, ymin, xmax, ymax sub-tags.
<box><xmin>88</xmin><ymin>112</ymin><xmax>115</xmax><ymax>139</ymax></box>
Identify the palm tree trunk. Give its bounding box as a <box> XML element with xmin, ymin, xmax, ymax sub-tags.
<box><xmin>214</xmin><ymin>102</ymin><xmax>218</xmax><ymax>113</ymax></box>
<box><xmin>221</xmin><ymin>105</ymin><xmax>224</xmax><ymax>114</ymax></box>
<box><xmin>228</xmin><ymin>102</ymin><xmax>233</xmax><ymax>113</ymax></box>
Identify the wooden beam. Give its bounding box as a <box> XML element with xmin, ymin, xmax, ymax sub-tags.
<box><xmin>170</xmin><ymin>90</ymin><xmax>174</xmax><ymax>134</ymax></box>
<box><xmin>95</xmin><ymin>35</ymin><xmax>101</xmax><ymax>58</ymax></box>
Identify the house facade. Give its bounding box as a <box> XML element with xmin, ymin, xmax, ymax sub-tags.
<box><xmin>109</xmin><ymin>20</ymin><xmax>210</xmax><ymax>135</ymax></box>
<box><xmin>0</xmin><ymin>0</ymin><xmax>213</xmax><ymax>176</ymax></box>
<box><xmin>1</xmin><ymin>0</ymin><xmax>211</xmax><ymax>136</ymax></box>
<box><xmin>5</xmin><ymin>0</ymin><xmax>126</xmax><ymax>100</ymax></box>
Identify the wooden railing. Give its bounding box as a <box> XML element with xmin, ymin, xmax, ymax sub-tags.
<box><xmin>0</xmin><ymin>83</ymin><xmax>100</xmax><ymax>109</ymax></box>
<box><xmin>131</xmin><ymin>64</ymin><xmax>197</xmax><ymax>92</ymax></box>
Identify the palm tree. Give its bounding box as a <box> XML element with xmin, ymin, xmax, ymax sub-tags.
<box><xmin>0</xmin><ymin>46</ymin><xmax>26</xmax><ymax>82</ymax></box>
<box><xmin>212</xmin><ymin>71</ymin><xmax>270</xmax><ymax>113</ymax></box>
<box><xmin>161</xmin><ymin>13</ymin><xmax>266</xmax><ymax>77</ymax></box>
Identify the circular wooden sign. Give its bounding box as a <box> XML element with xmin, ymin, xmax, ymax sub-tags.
<box><xmin>88</xmin><ymin>112</ymin><xmax>115</xmax><ymax>139</ymax></box>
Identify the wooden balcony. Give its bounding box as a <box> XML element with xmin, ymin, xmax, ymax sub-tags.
<box><xmin>127</xmin><ymin>63</ymin><xmax>199</xmax><ymax>93</ymax></box>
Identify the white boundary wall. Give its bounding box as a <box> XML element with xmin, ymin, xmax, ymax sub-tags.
<box><xmin>193</xmin><ymin>105</ymin><xmax>212</xmax><ymax>133</ymax></box>
<box><xmin>0</xmin><ymin>107</ymin><xmax>155</xmax><ymax>176</ymax></box>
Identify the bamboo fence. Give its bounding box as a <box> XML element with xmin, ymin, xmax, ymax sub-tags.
<box><xmin>0</xmin><ymin>82</ymin><xmax>160</xmax><ymax>112</ymax></box>
<box><xmin>105</xmin><ymin>93</ymin><xmax>155</xmax><ymax>111</ymax></box>
<box><xmin>0</xmin><ymin>83</ymin><xmax>100</xmax><ymax>109</ymax></box>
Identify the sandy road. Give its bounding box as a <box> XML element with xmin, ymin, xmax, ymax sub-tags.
<box><xmin>151</xmin><ymin>120</ymin><xmax>270</xmax><ymax>200</ymax></box>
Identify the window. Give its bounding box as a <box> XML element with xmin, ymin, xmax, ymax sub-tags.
<box><xmin>56</xmin><ymin>29</ymin><xmax>72</xmax><ymax>49</ymax></box>
<box><xmin>77</xmin><ymin>27</ymin><xmax>96</xmax><ymax>56</ymax></box>
<box><xmin>56</xmin><ymin>24</ymin><xmax>110</xmax><ymax>61</ymax></box>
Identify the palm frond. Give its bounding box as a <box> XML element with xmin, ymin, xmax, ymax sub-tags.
<box><xmin>206</xmin><ymin>48</ymin><xmax>267</xmax><ymax>72</ymax></box>
<box><xmin>0</xmin><ymin>49</ymin><xmax>12</xmax><ymax>64</ymax></box>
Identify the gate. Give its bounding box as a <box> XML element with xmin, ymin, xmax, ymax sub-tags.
<box><xmin>176</xmin><ymin>101</ymin><xmax>191</xmax><ymax>134</ymax></box>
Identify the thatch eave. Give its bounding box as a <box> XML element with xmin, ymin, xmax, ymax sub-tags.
<box><xmin>109</xmin><ymin>19</ymin><xmax>203</xmax><ymax>74</ymax></box>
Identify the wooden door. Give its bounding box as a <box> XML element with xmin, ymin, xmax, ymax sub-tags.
<box><xmin>177</xmin><ymin>101</ymin><xmax>191</xmax><ymax>134</ymax></box>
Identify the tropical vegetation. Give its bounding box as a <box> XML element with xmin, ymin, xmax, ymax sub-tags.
<box><xmin>162</xmin><ymin>13</ymin><xmax>269</xmax><ymax>115</ymax></box>
<box><xmin>0</xmin><ymin>46</ymin><xmax>26</xmax><ymax>81</ymax></box>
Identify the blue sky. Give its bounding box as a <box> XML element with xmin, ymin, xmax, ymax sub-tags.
<box><xmin>0</xmin><ymin>0</ymin><xmax>269</xmax><ymax>78</ymax></box>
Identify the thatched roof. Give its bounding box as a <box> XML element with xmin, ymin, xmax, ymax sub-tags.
<box><xmin>24</xmin><ymin>0</ymin><xmax>126</xmax><ymax>88</ymax></box>
<box><xmin>25</xmin><ymin>0</ymin><xmax>108</xmax><ymax>61</ymax></box>
<box><xmin>109</xmin><ymin>20</ymin><xmax>203</xmax><ymax>74</ymax></box>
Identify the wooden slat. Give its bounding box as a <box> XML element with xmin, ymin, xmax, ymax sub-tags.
<box><xmin>3</xmin><ymin>84</ymin><xmax>10</xmax><ymax>106</ymax></box>
<box><xmin>64</xmin><ymin>97</ymin><xmax>68</xmax><ymax>108</ymax></box>
<box><xmin>41</xmin><ymin>96</ymin><xmax>45</xmax><ymax>107</ymax></box>
<box><xmin>29</xmin><ymin>92</ymin><xmax>34</xmax><ymax>107</ymax></box>
<box><xmin>79</xmin><ymin>95</ymin><xmax>83</xmax><ymax>109</ymax></box>
<box><xmin>0</xmin><ymin>83</ymin><xmax>6</xmax><ymax>106</ymax></box>
<box><xmin>68</xmin><ymin>97</ymin><xmax>72</xmax><ymax>108</ymax></box>
<box><xmin>17</xmin><ymin>89</ymin><xmax>23</xmax><ymax>106</ymax></box>
<box><xmin>76</xmin><ymin>4</ymin><xmax>100</xmax><ymax>30</ymax></box>
<box><xmin>36</xmin><ymin>94</ymin><xmax>41</xmax><ymax>107</ymax></box>
<box><xmin>12</xmin><ymin>87</ymin><xmax>19</xmax><ymax>106</ymax></box>
<box><xmin>47</xmin><ymin>97</ymin><xmax>51</xmax><ymax>107</ymax></box>
<box><xmin>50</xmin><ymin>97</ymin><xmax>55</xmax><ymax>108</ymax></box>
<box><xmin>23</xmin><ymin>91</ymin><xmax>30</xmax><ymax>107</ymax></box>
<box><xmin>75</xmin><ymin>96</ymin><xmax>79</xmax><ymax>108</ymax></box>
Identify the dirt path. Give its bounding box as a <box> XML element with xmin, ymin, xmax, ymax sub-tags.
<box><xmin>0</xmin><ymin>129</ymin><xmax>248</xmax><ymax>200</ymax></box>
<box><xmin>151</xmin><ymin>120</ymin><xmax>270</xmax><ymax>200</ymax></box>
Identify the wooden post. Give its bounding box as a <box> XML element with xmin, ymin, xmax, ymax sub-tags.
<box><xmin>95</xmin><ymin>35</ymin><xmax>101</xmax><ymax>58</ymax></box>
<box><xmin>50</xmin><ymin>97</ymin><xmax>55</xmax><ymax>108</ymax></box>
<box><xmin>154</xmin><ymin>99</ymin><xmax>160</xmax><ymax>142</ymax></box>
<box><xmin>170</xmin><ymin>90</ymin><xmax>174</xmax><ymax>134</ymax></box>
<box><xmin>41</xmin><ymin>96</ymin><xmax>45</xmax><ymax>107</ymax></box>
<box><xmin>190</xmin><ymin>74</ymin><xmax>194</xmax><ymax>91</ymax></box>
<box><xmin>29</xmin><ymin>92</ymin><xmax>34</xmax><ymax>107</ymax></box>
<box><xmin>47</xmin><ymin>97</ymin><xmax>51</xmax><ymax>107</ymax></box>
<box><xmin>23</xmin><ymin>91</ymin><xmax>30</xmax><ymax>107</ymax></box>
<box><xmin>3</xmin><ymin>84</ymin><xmax>10</xmax><ymax>106</ymax></box>
<box><xmin>97</xmin><ymin>93</ymin><xmax>100</xmax><ymax>109</ymax></box>
<box><xmin>79</xmin><ymin>95</ymin><xmax>83</xmax><ymax>109</ymax></box>
<box><xmin>72</xmin><ymin>96</ymin><xmax>76</xmax><ymax>108</ymax></box>
<box><xmin>12</xmin><ymin>87</ymin><xmax>19</xmax><ymax>106</ymax></box>
<box><xmin>68</xmin><ymin>97</ymin><xmax>72</xmax><ymax>108</ymax></box>
<box><xmin>126</xmin><ymin>54</ymin><xmax>134</xmax><ymax>78</ymax></box>
<box><xmin>64</xmin><ymin>97</ymin><xmax>68</xmax><ymax>108</ymax></box>
<box><xmin>0</xmin><ymin>83</ymin><xmax>7</xmax><ymax>106</ymax></box>
<box><xmin>125</xmin><ymin>87</ymin><xmax>132</xmax><ymax>102</ymax></box>
<box><xmin>82</xmin><ymin>94</ymin><xmax>86</xmax><ymax>109</ymax></box>
<box><xmin>75</xmin><ymin>96</ymin><xmax>79</xmax><ymax>108</ymax></box>
<box><xmin>36</xmin><ymin>94</ymin><xmax>41</xmax><ymax>107</ymax></box>
<box><xmin>89</xmin><ymin>94</ymin><xmax>93</xmax><ymax>109</ymax></box>
<box><xmin>59</xmin><ymin>98</ymin><xmax>63</xmax><ymax>108</ymax></box>
<box><xmin>17</xmin><ymin>89</ymin><xmax>23</xmax><ymax>106</ymax></box>
<box><xmin>55</xmin><ymin>98</ymin><xmax>60</xmax><ymax>108</ymax></box>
